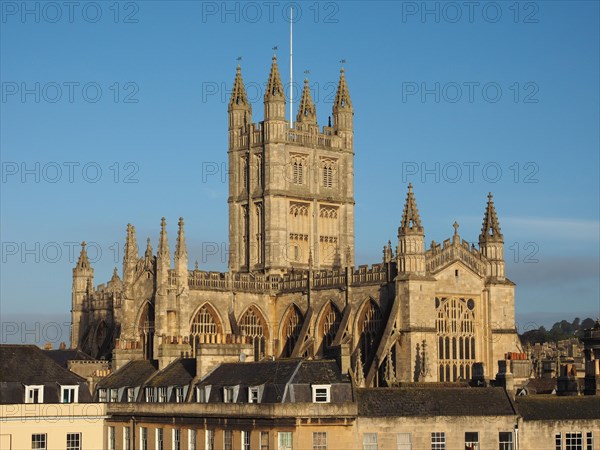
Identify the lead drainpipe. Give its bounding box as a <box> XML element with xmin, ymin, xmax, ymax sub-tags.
<box><xmin>132</xmin><ymin>416</ymin><xmax>137</xmax><ymax>450</ymax></box>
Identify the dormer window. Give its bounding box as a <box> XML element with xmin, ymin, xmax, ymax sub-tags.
<box><xmin>223</xmin><ymin>387</ymin><xmax>234</xmax><ymax>403</ymax></box>
<box><xmin>196</xmin><ymin>386</ymin><xmax>210</xmax><ymax>403</ymax></box>
<box><xmin>311</xmin><ymin>385</ymin><xmax>331</xmax><ymax>403</ymax></box>
<box><xmin>158</xmin><ymin>387</ymin><xmax>167</xmax><ymax>403</ymax></box>
<box><xmin>25</xmin><ymin>385</ymin><xmax>44</xmax><ymax>404</ymax></box>
<box><xmin>126</xmin><ymin>387</ymin><xmax>135</xmax><ymax>402</ymax></box>
<box><xmin>61</xmin><ymin>385</ymin><xmax>78</xmax><ymax>403</ymax></box>
<box><xmin>145</xmin><ymin>387</ymin><xmax>154</xmax><ymax>402</ymax></box>
<box><xmin>248</xmin><ymin>387</ymin><xmax>259</xmax><ymax>403</ymax></box>
<box><xmin>175</xmin><ymin>387</ymin><xmax>184</xmax><ymax>403</ymax></box>
<box><xmin>98</xmin><ymin>388</ymin><xmax>107</xmax><ymax>402</ymax></box>
<box><xmin>110</xmin><ymin>389</ymin><xmax>118</xmax><ymax>403</ymax></box>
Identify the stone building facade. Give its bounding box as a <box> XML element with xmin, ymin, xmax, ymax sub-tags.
<box><xmin>70</xmin><ymin>57</ymin><xmax>522</xmax><ymax>386</ymax></box>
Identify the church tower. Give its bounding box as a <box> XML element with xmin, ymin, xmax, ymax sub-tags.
<box><xmin>228</xmin><ymin>59</ymin><xmax>355</xmax><ymax>274</ymax></box>
<box><xmin>71</xmin><ymin>242</ymin><xmax>94</xmax><ymax>348</ymax></box>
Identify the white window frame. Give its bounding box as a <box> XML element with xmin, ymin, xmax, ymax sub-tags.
<box><xmin>25</xmin><ymin>385</ymin><xmax>44</xmax><ymax>404</ymax></box>
<box><xmin>110</xmin><ymin>388</ymin><xmax>119</xmax><ymax>403</ymax></box>
<box><xmin>175</xmin><ymin>386</ymin><xmax>184</xmax><ymax>403</ymax></box>
<box><xmin>224</xmin><ymin>429</ymin><xmax>233</xmax><ymax>450</ymax></box>
<box><xmin>242</xmin><ymin>430</ymin><xmax>251</xmax><ymax>450</ymax></box>
<box><xmin>499</xmin><ymin>431</ymin><xmax>513</xmax><ymax>450</ymax></box>
<box><xmin>156</xmin><ymin>428</ymin><xmax>164</xmax><ymax>450</ymax></box>
<box><xmin>431</xmin><ymin>432</ymin><xmax>446</xmax><ymax>450</ymax></box>
<box><xmin>397</xmin><ymin>433</ymin><xmax>412</xmax><ymax>450</ymax></box>
<box><xmin>61</xmin><ymin>385</ymin><xmax>78</xmax><ymax>403</ymax></box>
<box><xmin>197</xmin><ymin>385</ymin><xmax>210</xmax><ymax>402</ymax></box>
<box><xmin>260</xmin><ymin>431</ymin><xmax>270</xmax><ymax>450</ymax></box>
<box><xmin>188</xmin><ymin>429</ymin><xmax>197</xmax><ymax>450</ymax></box>
<box><xmin>158</xmin><ymin>387</ymin><xmax>167</xmax><ymax>403</ymax></box>
<box><xmin>127</xmin><ymin>387</ymin><xmax>136</xmax><ymax>402</ymax></box>
<box><xmin>223</xmin><ymin>387</ymin><xmax>234</xmax><ymax>403</ymax></box>
<box><xmin>566</xmin><ymin>432</ymin><xmax>583</xmax><ymax>450</ymax></box>
<box><xmin>465</xmin><ymin>432</ymin><xmax>479</xmax><ymax>450</ymax></box>
<box><xmin>278</xmin><ymin>432</ymin><xmax>293</xmax><ymax>450</ymax></box>
<box><xmin>311</xmin><ymin>384</ymin><xmax>331</xmax><ymax>403</ymax></box>
<box><xmin>557</xmin><ymin>433</ymin><xmax>563</xmax><ymax>450</ymax></box>
<box><xmin>140</xmin><ymin>426</ymin><xmax>148</xmax><ymax>450</ymax></box>
<box><xmin>107</xmin><ymin>427</ymin><xmax>115</xmax><ymax>450</ymax></box>
<box><xmin>586</xmin><ymin>432</ymin><xmax>594</xmax><ymax>450</ymax></box>
<box><xmin>249</xmin><ymin>387</ymin><xmax>260</xmax><ymax>403</ymax></box>
<box><xmin>31</xmin><ymin>433</ymin><xmax>47</xmax><ymax>450</ymax></box>
<box><xmin>206</xmin><ymin>430</ymin><xmax>215</xmax><ymax>450</ymax></box>
<box><xmin>173</xmin><ymin>428</ymin><xmax>181</xmax><ymax>450</ymax></box>
<box><xmin>145</xmin><ymin>387</ymin><xmax>154</xmax><ymax>402</ymax></box>
<box><xmin>123</xmin><ymin>426</ymin><xmax>131</xmax><ymax>450</ymax></box>
<box><xmin>66</xmin><ymin>432</ymin><xmax>82</xmax><ymax>450</ymax></box>
<box><xmin>363</xmin><ymin>433</ymin><xmax>378</xmax><ymax>450</ymax></box>
<box><xmin>98</xmin><ymin>388</ymin><xmax>107</xmax><ymax>402</ymax></box>
<box><xmin>313</xmin><ymin>431</ymin><xmax>327</xmax><ymax>450</ymax></box>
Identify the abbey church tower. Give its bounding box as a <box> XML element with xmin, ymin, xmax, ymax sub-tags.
<box><xmin>228</xmin><ymin>57</ymin><xmax>355</xmax><ymax>274</ymax></box>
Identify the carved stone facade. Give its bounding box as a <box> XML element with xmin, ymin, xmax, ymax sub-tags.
<box><xmin>70</xmin><ymin>58</ymin><xmax>521</xmax><ymax>386</ymax></box>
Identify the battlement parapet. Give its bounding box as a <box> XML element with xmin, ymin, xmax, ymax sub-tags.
<box><xmin>230</xmin><ymin>121</ymin><xmax>343</xmax><ymax>151</ymax></box>
<box><xmin>425</xmin><ymin>237</ymin><xmax>486</xmax><ymax>276</ymax></box>
<box><xmin>184</xmin><ymin>263</ymin><xmax>389</xmax><ymax>293</ymax></box>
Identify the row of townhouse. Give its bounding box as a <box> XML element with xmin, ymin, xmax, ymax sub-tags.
<box><xmin>1</xmin><ymin>344</ymin><xmax>599</xmax><ymax>450</ymax></box>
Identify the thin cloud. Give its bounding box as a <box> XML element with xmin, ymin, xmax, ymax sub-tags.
<box><xmin>502</xmin><ymin>217</ymin><xmax>599</xmax><ymax>242</ymax></box>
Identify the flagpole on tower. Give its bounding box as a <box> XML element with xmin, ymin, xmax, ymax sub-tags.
<box><xmin>289</xmin><ymin>1</ymin><xmax>293</xmax><ymax>128</ymax></box>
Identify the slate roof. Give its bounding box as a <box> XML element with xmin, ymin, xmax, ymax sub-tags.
<box><xmin>356</xmin><ymin>387</ymin><xmax>516</xmax><ymax>417</ymax></box>
<box><xmin>0</xmin><ymin>345</ymin><xmax>85</xmax><ymax>385</ymax></box>
<box><xmin>522</xmin><ymin>378</ymin><xmax>557</xmax><ymax>395</ymax></box>
<box><xmin>291</xmin><ymin>360</ymin><xmax>350</xmax><ymax>384</ymax></box>
<box><xmin>145</xmin><ymin>358</ymin><xmax>196</xmax><ymax>387</ymax></box>
<box><xmin>516</xmin><ymin>396</ymin><xmax>600</xmax><ymax>420</ymax></box>
<box><xmin>198</xmin><ymin>359</ymin><xmax>302</xmax><ymax>387</ymax></box>
<box><xmin>96</xmin><ymin>360</ymin><xmax>158</xmax><ymax>389</ymax></box>
<box><xmin>0</xmin><ymin>345</ymin><xmax>91</xmax><ymax>404</ymax></box>
<box><xmin>43</xmin><ymin>349</ymin><xmax>94</xmax><ymax>369</ymax></box>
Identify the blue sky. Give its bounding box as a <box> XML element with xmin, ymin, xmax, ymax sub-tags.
<box><xmin>1</xmin><ymin>1</ymin><xmax>599</xmax><ymax>340</ymax></box>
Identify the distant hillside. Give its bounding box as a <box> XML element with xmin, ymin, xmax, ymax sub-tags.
<box><xmin>520</xmin><ymin>317</ymin><xmax>595</xmax><ymax>345</ymax></box>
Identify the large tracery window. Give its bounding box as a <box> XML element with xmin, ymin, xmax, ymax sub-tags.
<box><xmin>436</xmin><ymin>297</ymin><xmax>476</xmax><ymax>382</ymax></box>
<box><xmin>318</xmin><ymin>302</ymin><xmax>342</xmax><ymax>356</ymax></box>
<box><xmin>138</xmin><ymin>303</ymin><xmax>155</xmax><ymax>360</ymax></box>
<box><xmin>190</xmin><ymin>304</ymin><xmax>222</xmax><ymax>356</ymax></box>
<box><xmin>239</xmin><ymin>306</ymin><xmax>268</xmax><ymax>361</ymax></box>
<box><xmin>358</xmin><ymin>300</ymin><xmax>383</xmax><ymax>371</ymax></box>
<box><xmin>281</xmin><ymin>305</ymin><xmax>304</xmax><ymax>357</ymax></box>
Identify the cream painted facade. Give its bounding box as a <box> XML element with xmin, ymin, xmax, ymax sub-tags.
<box><xmin>518</xmin><ymin>418</ymin><xmax>599</xmax><ymax>450</ymax></box>
<box><xmin>0</xmin><ymin>404</ymin><xmax>107</xmax><ymax>450</ymax></box>
<box><xmin>71</xmin><ymin>58</ymin><xmax>522</xmax><ymax>387</ymax></box>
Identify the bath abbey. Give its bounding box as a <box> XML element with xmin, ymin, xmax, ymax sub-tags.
<box><xmin>70</xmin><ymin>56</ymin><xmax>522</xmax><ymax>387</ymax></box>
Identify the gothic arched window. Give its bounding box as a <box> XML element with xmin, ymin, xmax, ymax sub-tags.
<box><xmin>321</xmin><ymin>159</ymin><xmax>336</xmax><ymax>189</ymax></box>
<box><xmin>240</xmin><ymin>306</ymin><xmax>268</xmax><ymax>361</ymax></box>
<box><xmin>436</xmin><ymin>297</ymin><xmax>476</xmax><ymax>382</ymax></box>
<box><xmin>290</xmin><ymin>155</ymin><xmax>306</xmax><ymax>185</ymax></box>
<box><xmin>281</xmin><ymin>305</ymin><xmax>304</xmax><ymax>357</ymax></box>
<box><xmin>138</xmin><ymin>303</ymin><xmax>155</xmax><ymax>360</ymax></box>
<box><xmin>358</xmin><ymin>300</ymin><xmax>383</xmax><ymax>369</ymax></box>
<box><xmin>190</xmin><ymin>304</ymin><xmax>222</xmax><ymax>356</ymax></box>
<box><xmin>318</xmin><ymin>302</ymin><xmax>342</xmax><ymax>356</ymax></box>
